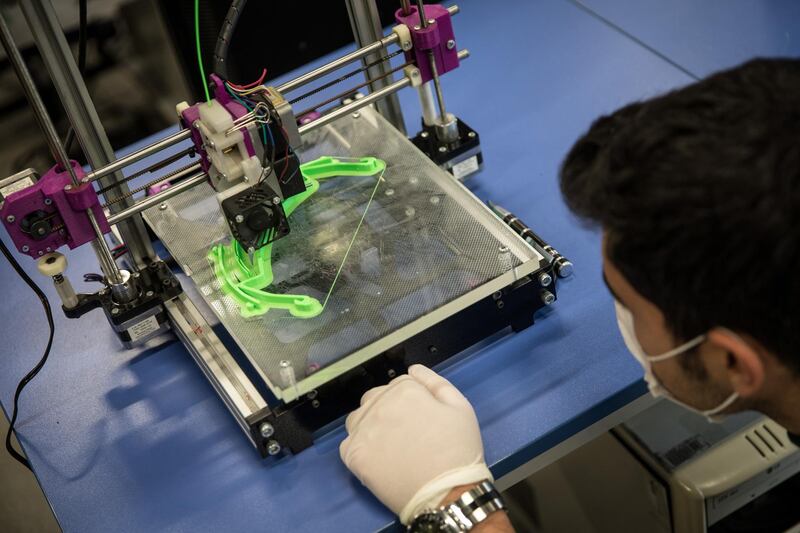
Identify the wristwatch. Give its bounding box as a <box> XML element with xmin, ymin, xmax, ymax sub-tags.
<box><xmin>407</xmin><ymin>480</ymin><xmax>506</xmax><ymax>532</ymax></box>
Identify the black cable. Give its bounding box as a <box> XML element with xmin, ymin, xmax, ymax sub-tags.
<box><xmin>213</xmin><ymin>0</ymin><xmax>248</xmax><ymax>80</ymax></box>
<box><xmin>63</xmin><ymin>0</ymin><xmax>88</xmax><ymax>154</ymax></box>
<box><xmin>0</xmin><ymin>238</ymin><xmax>55</xmax><ymax>471</ymax></box>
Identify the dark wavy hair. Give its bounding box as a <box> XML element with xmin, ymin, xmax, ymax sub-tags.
<box><xmin>560</xmin><ymin>58</ymin><xmax>800</xmax><ymax>374</ymax></box>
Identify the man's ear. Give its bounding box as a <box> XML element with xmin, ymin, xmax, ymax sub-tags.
<box><xmin>707</xmin><ymin>328</ymin><xmax>765</xmax><ymax>398</ymax></box>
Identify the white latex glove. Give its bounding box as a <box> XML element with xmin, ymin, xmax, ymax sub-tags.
<box><xmin>340</xmin><ymin>364</ymin><xmax>492</xmax><ymax>525</ymax></box>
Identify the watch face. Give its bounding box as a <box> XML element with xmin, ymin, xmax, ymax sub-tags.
<box><xmin>409</xmin><ymin>512</ymin><xmax>447</xmax><ymax>533</ymax></box>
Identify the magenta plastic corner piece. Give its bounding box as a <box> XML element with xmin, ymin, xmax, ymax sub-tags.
<box><xmin>0</xmin><ymin>161</ymin><xmax>109</xmax><ymax>259</ymax></box>
<box><xmin>395</xmin><ymin>4</ymin><xmax>460</xmax><ymax>84</ymax></box>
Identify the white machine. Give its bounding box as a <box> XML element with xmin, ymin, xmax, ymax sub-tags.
<box><xmin>535</xmin><ymin>401</ymin><xmax>800</xmax><ymax>533</ymax></box>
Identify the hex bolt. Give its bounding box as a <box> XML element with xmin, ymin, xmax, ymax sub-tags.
<box><xmin>266</xmin><ymin>440</ymin><xmax>282</xmax><ymax>456</ymax></box>
<box><xmin>272</xmin><ymin>197</ymin><xmax>281</xmax><ymax>205</ymax></box>
<box><xmin>234</xmin><ymin>214</ymin><xmax>244</xmax><ymax>223</ymax></box>
<box><xmin>259</xmin><ymin>422</ymin><xmax>275</xmax><ymax>438</ymax></box>
<box><xmin>447</xmin><ymin>39</ymin><xmax>456</xmax><ymax>49</ymax></box>
<box><xmin>6</xmin><ymin>215</ymin><xmax>15</xmax><ymax>223</ymax></box>
<box><xmin>538</xmin><ymin>272</ymin><xmax>553</xmax><ymax>287</ymax></box>
<box><xmin>541</xmin><ymin>290</ymin><xmax>556</xmax><ymax>306</ymax></box>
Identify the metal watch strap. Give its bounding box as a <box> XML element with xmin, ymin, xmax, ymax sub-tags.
<box><xmin>444</xmin><ymin>480</ymin><xmax>506</xmax><ymax>530</ymax></box>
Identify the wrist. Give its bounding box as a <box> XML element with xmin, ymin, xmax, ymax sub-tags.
<box><xmin>435</xmin><ymin>483</ymin><xmax>512</xmax><ymax>532</ymax></box>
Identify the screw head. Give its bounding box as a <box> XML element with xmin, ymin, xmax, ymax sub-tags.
<box><xmin>146</xmin><ymin>290</ymin><xmax>154</xmax><ymax>297</ymax></box>
<box><xmin>352</xmin><ymin>112</ymin><xmax>361</xmax><ymax>119</ymax></box>
<box><xmin>6</xmin><ymin>215</ymin><xmax>15</xmax><ymax>223</ymax></box>
<box><xmin>44</xmin><ymin>198</ymin><xmax>52</xmax><ymax>205</ymax></box>
<box><xmin>541</xmin><ymin>290</ymin><xmax>556</xmax><ymax>306</ymax></box>
<box><xmin>21</xmin><ymin>245</ymin><xmax>29</xmax><ymax>252</ymax></box>
<box><xmin>387</xmin><ymin>369</ymin><xmax>397</xmax><ymax>379</ymax></box>
<box><xmin>307</xmin><ymin>390</ymin><xmax>318</xmax><ymax>400</ymax></box>
<box><xmin>311</xmin><ymin>399</ymin><xmax>320</xmax><ymax>409</ymax></box>
<box><xmin>468</xmin><ymin>131</ymin><xmax>477</xmax><ymax>138</ymax></box>
<box><xmin>496</xmin><ymin>300</ymin><xmax>505</xmax><ymax>309</ymax></box>
<box><xmin>438</xmin><ymin>146</ymin><xmax>447</xmax><ymax>153</ymax></box>
<box><xmin>266</xmin><ymin>440</ymin><xmax>282</xmax><ymax>456</ymax></box>
<box><xmin>492</xmin><ymin>291</ymin><xmax>502</xmax><ymax>301</ymax></box>
<box><xmin>64</xmin><ymin>184</ymin><xmax>72</xmax><ymax>191</ymax></box>
<box><xmin>447</xmin><ymin>39</ymin><xmax>456</xmax><ymax>50</ymax></box>
<box><xmin>538</xmin><ymin>272</ymin><xmax>553</xmax><ymax>287</ymax></box>
<box><xmin>234</xmin><ymin>214</ymin><xmax>244</xmax><ymax>223</ymax></box>
<box><xmin>499</xmin><ymin>245</ymin><xmax>510</xmax><ymax>254</ymax></box>
<box><xmin>111</xmin><ymin>307</ymin><xmax>120</xmax><ymax>315</ymax></box>
<box><xmin>272</xmin><ymin>197</ymin><xmax>281</xmax><ymax>205</ymax></box>
<box><xmin>132</xmin><ymin>272</ymin><xmax>140</xmax><ymax>278</ymax></box>
<box><xmin>413</xmin><ymin>25</ymin><xmax>420</xmax><ymax>30</ymax></box>
<box><xmin>428</xmin><ymin>18</ymin><xmax>435</xmax><ymax>24</ymax></box>
<box><xmin>259</xmin><ymin>423</ymin><xmax>275</xmax><ymax>438</ymax></box>
<box><xmin>247</xmin><ymin>246</ymin><xmax>255</xmax><ymax>254</ymax></box>
<box><xmin>37</xmin><ymin>250</ymin><xmax>43</xmax><ymax>256</ymax></box>
<box><xmin>159</xmin><ymin>202</ymin><xmax>167</xmax><ymax>211</ymax></box>
<box><xmin>420</xmin><ymin>131</ymin><xmax>429</xmax><ymax>139</ymax></box>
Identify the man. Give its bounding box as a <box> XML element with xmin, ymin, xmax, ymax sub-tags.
<box><xmin>340</xmin><ymin>58</ymin><xmax>800</xmax><ymax>532</ymax></box>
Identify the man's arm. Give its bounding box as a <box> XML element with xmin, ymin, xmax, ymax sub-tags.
<box><xmin>340</xmin><ymin>365</ymin><xmax>514</xmax><ymax>531</ymax></box>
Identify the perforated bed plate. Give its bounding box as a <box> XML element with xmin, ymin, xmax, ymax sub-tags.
<box><xmin>144</xmin><ymin>109</ymin><xmax>542</xmax><ymax>402</ymax></box>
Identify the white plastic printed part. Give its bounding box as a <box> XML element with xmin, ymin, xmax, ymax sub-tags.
<box><xmin>37</xmin><ymin>252</ymin><xmax>67</xmax><ymax>276</ymax></box>
<box><xmin>240</xmin><ymin>155</ymin><xmax>263</xmax><ymax>183</ymax></box>
<box><xmin>392</xmin><ymin>23</ymin><xmax>412</xmax><ymax>51</ymax></box>
<box><xmin>404</xmin><ymin>65</ymin><xmax>423</xmax><ymax>88</ymax></box>
<box><xmin>198</xmin><ymin>99</ymin><xmax>234</xmax><ymax>133</ymax></box>
<box><xmin>175</xmin><ymin>101</ymin><xmax>190</xmax><ymax>117</ymax></box>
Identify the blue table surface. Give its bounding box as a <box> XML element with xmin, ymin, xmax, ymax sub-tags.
<box><xmin>1</xmin><ymin>1</ymin><xmax>795</xmax><ymax>531</ymax></box>
<box><xmin>575</xmin><ymin>0</ymin><xmax>800</xmax><ymax>79</ymax></box>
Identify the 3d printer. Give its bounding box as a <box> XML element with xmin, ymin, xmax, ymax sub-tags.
<box><xmin>0</xmin><ymin>0</ymin><xmax>570</xmax><ymax>458</ymax></box>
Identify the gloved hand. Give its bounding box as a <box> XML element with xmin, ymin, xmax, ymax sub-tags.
<box><xmin>340</xmin><ymin>364</ymin><xmax>492</xmax><ymax>525</ymax></box>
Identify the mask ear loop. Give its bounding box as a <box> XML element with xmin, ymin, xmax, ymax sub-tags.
<box><xmin>647</xmin><ymin>335</ymin><xmax>707</xmax><ymax>362</ymax></box>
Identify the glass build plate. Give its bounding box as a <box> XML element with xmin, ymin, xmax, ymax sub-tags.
<box><xmin>144</xmin><ymin>109</ymin><xmax>542</xmax><ymax>401</ymax></box>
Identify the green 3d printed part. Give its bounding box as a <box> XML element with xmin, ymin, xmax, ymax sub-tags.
<box><xmin>208</xmin><ymin>156</ymin><xmax>386</xmax><ymax>319</ymax></box>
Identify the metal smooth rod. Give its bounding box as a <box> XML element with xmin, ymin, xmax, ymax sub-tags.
<box><xmin>84</xmin><ymin>129</ymin><xmax>193</xmax><ymax>183</ymax></box>
<box><xmin>20</xmin><ymin>0</ymin><xmax>155</xmax><ymax>268</ymax></box>
<box><xmin>277</xmin><ymin>33</ymin><xmax>399</xmax><ymax>94</ymax></box>
<box><xmin>400</xmin><ymin>0</ymin><xmax>411</xmax><ymax>15</ymax></box>
<box><xmin>0</xmin><ymin>8</ymin><xmax>121</xmax><ymax>282</ymax></box>
<box><xmin>107</xmin><ymin>172</ymin><xmax>208</xmax><ymax>226</ymax></box>
<box><xmin>298</xmin><ymin>77</ymin><xmax>411</xmax><ymax>135</ymax></box>
<box><xmin>0</xmin><ymin>11</ymin><xmax>78</xmax><ymax>184</ymax></box>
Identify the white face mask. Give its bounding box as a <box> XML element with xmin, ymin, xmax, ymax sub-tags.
<box><xmin>615</xmin><ymin>301</ymin><xmax>739</xmax><ymax>422</ymax></box>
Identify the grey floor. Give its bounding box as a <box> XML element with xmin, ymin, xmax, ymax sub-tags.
<box><xmin>0</xmin><ymin>412</ymin><xmax>61</xmax><ymax>533</ymax></box>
